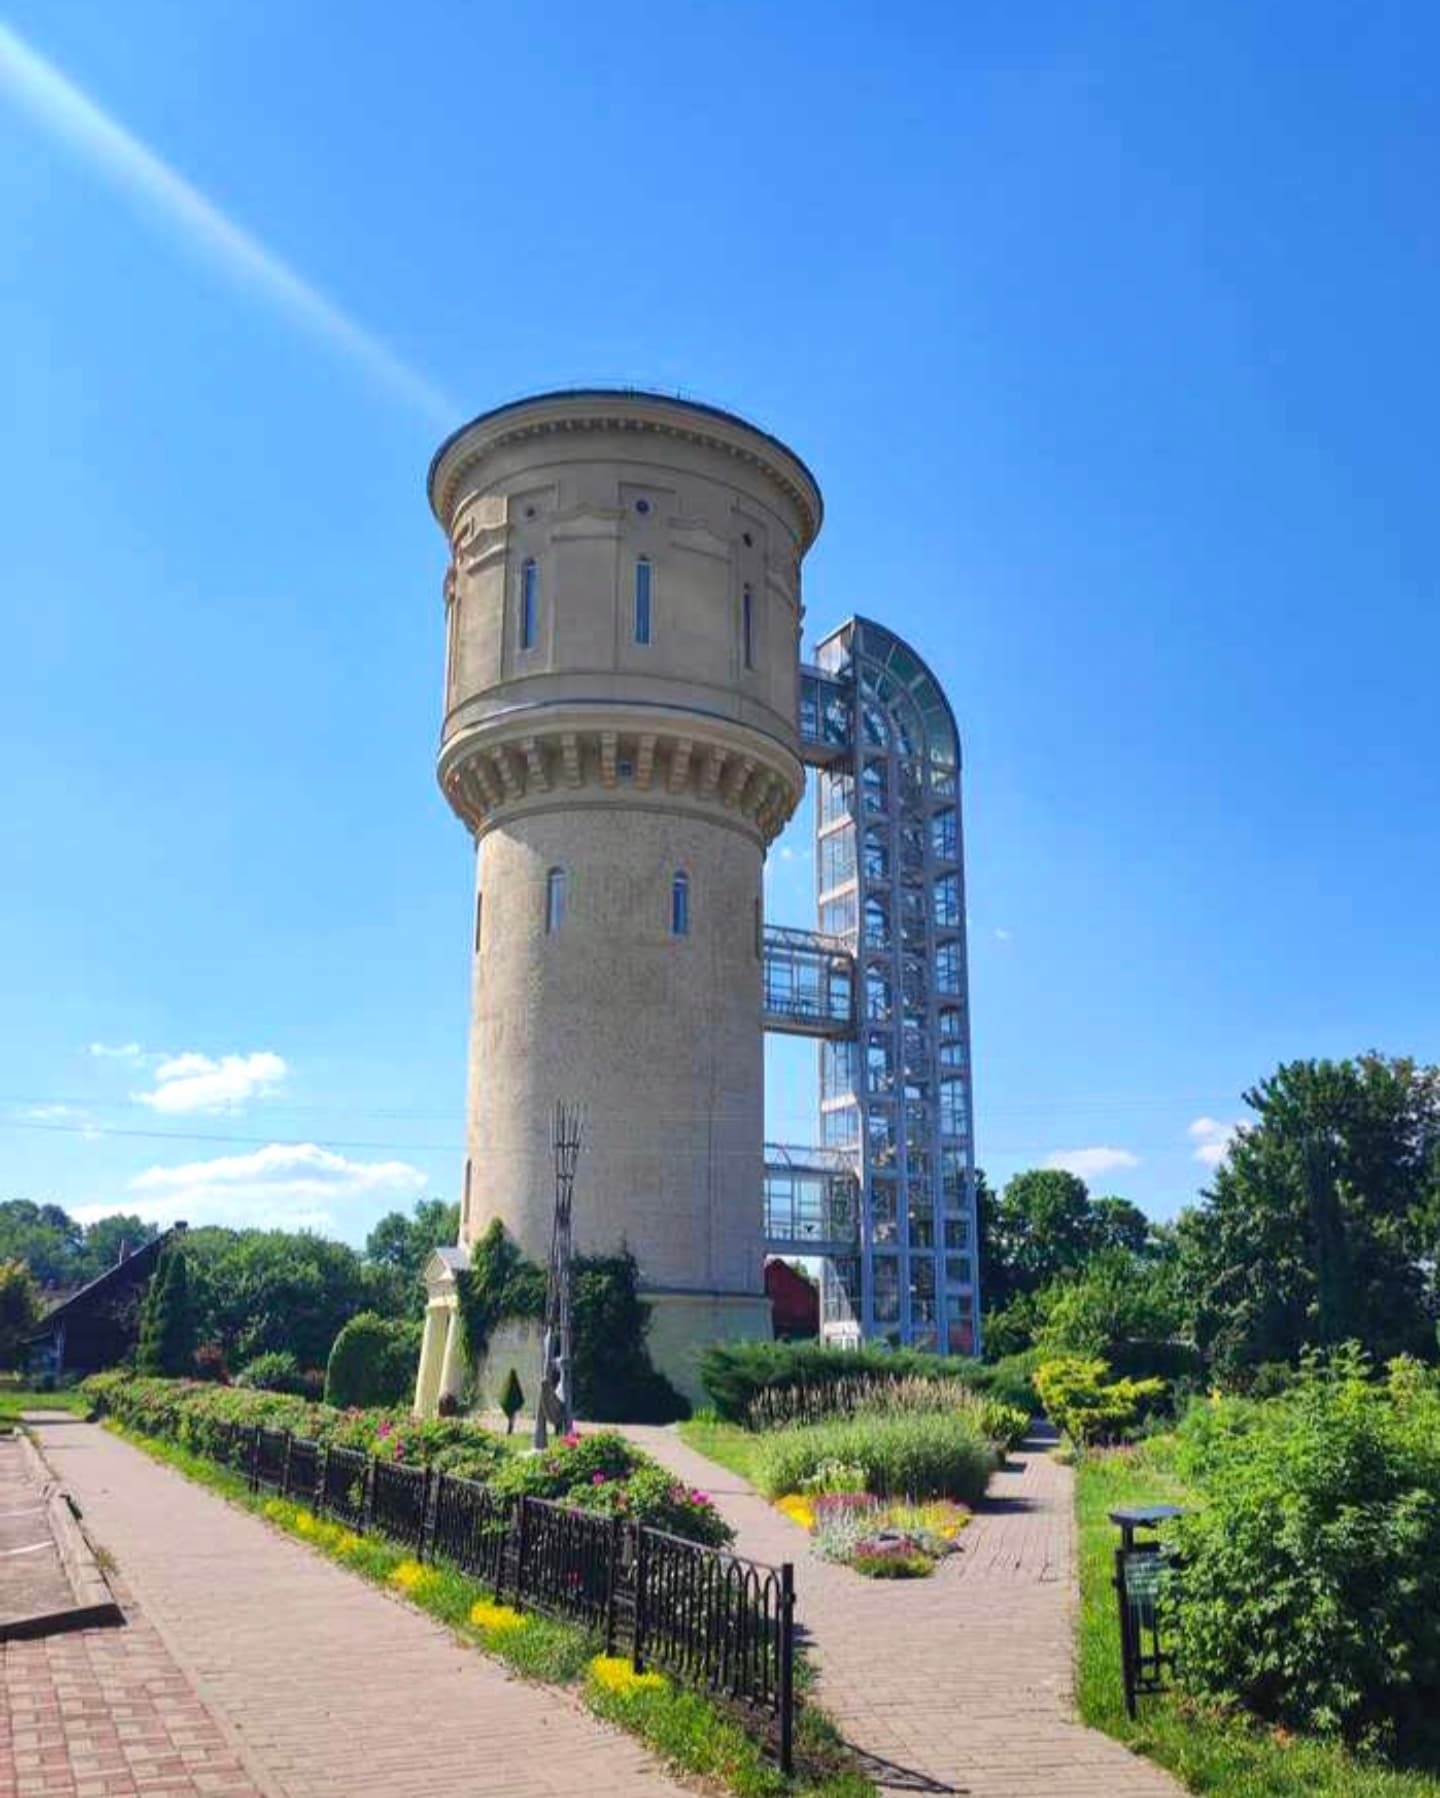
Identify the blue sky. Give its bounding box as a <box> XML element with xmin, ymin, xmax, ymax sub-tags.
<box><xmin>3</xmin><ymin>1</ymin><xmax>1438</xmax><ymax>1244</ymax></box>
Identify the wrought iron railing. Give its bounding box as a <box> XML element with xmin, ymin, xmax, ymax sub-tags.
<box><xmin>210</xmin><ymin>1423</ymin><xmax>797</xmax><ymax>1771</ymax></box>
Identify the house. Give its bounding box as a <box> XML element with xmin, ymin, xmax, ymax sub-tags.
<box><xmin>27</xmin><ymin>1224</ymin><xmax>184</xmax><ymax>1381</ymax></box>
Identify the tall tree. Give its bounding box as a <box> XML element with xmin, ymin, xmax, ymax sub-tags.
<box><xmin>0</xmin><ymin>1258</ymin><xmax>41</xmax><ymax>1368</ymax></box>
<box><xmin>1177</xmin><ymin>1054</ymin><xmax>1440</xmax><ymax>1380</ymax></box>
<box><xmin>364</xmin><ymin>1198</ymin><xmax>460</xmax><ymax>1314</ymax></box>
<box><xmin>137</xmin><ymin>1248</ymin><xmax>196</xmax><ymax>1376</ymax></box>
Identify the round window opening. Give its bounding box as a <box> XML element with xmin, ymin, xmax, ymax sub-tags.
<box><xmin>635</xmin><ymin>498</ymin><xmax>651</xmax><ymax>515</ymax></box>
<box><xmin>525</xmin><ymin>506</ymin><xmax>536</xmax><ymax>518</ymax></box>
<box><xmin>742</xmin><ymin>531</ymin><xmax>753</xmax><ymax>547</ymax></box>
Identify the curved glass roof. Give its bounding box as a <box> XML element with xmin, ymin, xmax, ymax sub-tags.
<box><xmin>818</xmin><ymin>618</ymin><xmax>959</xmax><ymax>769</ymax></box>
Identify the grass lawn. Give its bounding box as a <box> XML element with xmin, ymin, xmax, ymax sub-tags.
<box><xmin>1076</xmin><ymin>1446</ymin><xmax>1440</xmax><ymax>1797</ymax></box>
<box><xmin>678</xmin><ymin>1413</ymin><xmax>764</xmax><ymax>1483</ymax></box>
<box><xmin>0</xmin><ymin>1385</ymin><xmax>90</xmax><ymax>1427</ymax></box>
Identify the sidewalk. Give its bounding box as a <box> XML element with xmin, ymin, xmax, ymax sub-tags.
<box><xmin>621</xmin><ymin>1424</ymin><xmax>1183</xmax><ymax>1798</ymax></box>
<box><xmin>23</xmin><ymin>1422</ymin><xmax>686</xmax><ymax>1798</ymax></box>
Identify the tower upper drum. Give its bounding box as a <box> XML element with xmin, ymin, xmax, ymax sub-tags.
<box><xmin>428</xmin><ymin>390</ymin><xmax>823</xmax><ymax>842</ymax></box>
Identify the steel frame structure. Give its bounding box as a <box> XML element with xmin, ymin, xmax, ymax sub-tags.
<box><xmin>765</xmin><ymin>616</ymin><xmax>980</xmax><ymax>1355</ymax></box>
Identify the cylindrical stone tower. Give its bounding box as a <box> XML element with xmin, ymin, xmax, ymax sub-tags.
<box><xmin>427</xmin><ymin>390</ymin><xmax>823</xmax><ymax>1399</ymax></box>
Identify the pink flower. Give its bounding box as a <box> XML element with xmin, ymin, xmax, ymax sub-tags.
<box><xmin>690</xmin><ymin>1490</ymin><xmax>710</xmax><ymax>1506</ymax></box>
<box><xmin>562</xmin><ymin>1432</ymin><xmax>581</xmax><ymax>1448</ymax></box>
<box><xmin>592</xmin><ymin>1471</ymin><xmax>608</xmax><ymax>1485</ymax></box>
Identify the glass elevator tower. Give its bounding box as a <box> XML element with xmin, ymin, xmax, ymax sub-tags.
<box><xmin>763</xmin><ymin>617</ymin><xmax>980</xmax><ymax>1354</ymax></box>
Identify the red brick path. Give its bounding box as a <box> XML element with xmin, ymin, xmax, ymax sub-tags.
<box><xmin>17</xmin><ymin>1423</ymin><xmax>685</xmax><ymax>1798</ymax></box>
<box><xmin>622</xmin><ymin>1424</ymin><xmax>1184</xmax><ymax>1798</ymax></box>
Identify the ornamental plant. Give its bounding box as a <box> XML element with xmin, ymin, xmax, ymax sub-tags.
<box><xmin>752</xmin><ymin>1410</ymin><xmax>995</xmax><ymax>1506</ymax></box>
<box><xmin>1032</xmin><ymin>1355</ymin><xmax>1165</xmax><ymax>1448</ymax></box>
<box><xmin>1172</xmin><ymin>1347</ymin><xmax>1440</xmax><ymax>1755</ymax></box>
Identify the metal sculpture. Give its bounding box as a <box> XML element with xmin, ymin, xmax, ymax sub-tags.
<box><xmin>534</xmin><ymin>1100</ymin><xmax>583</xmax><ymax>1448</ymax></box>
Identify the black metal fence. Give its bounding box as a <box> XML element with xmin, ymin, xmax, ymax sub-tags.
<box><xmin>200</xmin><ymin>1420</ymin><xmax>796</xmax><ymax>1772</ymax></box>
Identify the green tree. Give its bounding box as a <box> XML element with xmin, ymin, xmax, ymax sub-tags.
<box><xmin>136</xmin><ymin>1248</ymin><xmax>196</xmax><ymax>1376</ymax></box>
<box><xmin>183</xmin><ymin>1227</ymin><xmax>374</xmax><ymax>1369</ymax></box>
<box><xmin>364</xmin><ymin>1197</ymin><xmax>460</xmax><ymax>1316</ymax></box>
<box><xmin>0</xmin><ymin>1258</ymin><xmax>42</xmax><ymax>1368</ymax></box>
<box><xmin>80</xmin><ymin>1214</ymin><xmax>157</xmax><ymax>1280</ymax></box>
<box><xmin>1177</xmin><ymin>1054</ymin><xmax>1440</xmax><ymax>1381</ymax></box>
<box><xmin>985</xmin><ymin>1168</ymin><xmax>1097</xmax><ymax>1305</ymax></box>
<box><xmin>0</xmin><ymin>1200</ymin><xmax>86</xmax><ymax>1288</ymax></box>
<box><xmin>498</xmin><ymin>1366</ymin><xmax>524</xmax><ymax>1434</ymax></box>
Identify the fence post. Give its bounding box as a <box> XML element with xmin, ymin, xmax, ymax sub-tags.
<box><xmin>280</xmin><ymin>1431</ymin><xmax>294</xmax><ymax>1500</ymax></box>
<box><xmin>778</xmin><ymin>1562</ymin><xmax>795</xmax><ymax>1778</ymax></box>
<box><xmin>361</xmin><ymin>1455</ymin><xmax>375</xmax><ymax>1535</ymax></box>
<box><xmin>603</xmin><ymin>1515</ymin><xmax>622</xmax><ymax>1657</ymax></box>
<box><xmin>248</xmin><ymin>1424</ymin><xmax>262</xmax><ymax>1493</ymax></box>
<box><xmin>632</xmin><ymin>1526</ymin><xmax>649</xmax><ymax>1674</ymax></box>
<box><xmin>506</xmin><ymin>1495</ymin><xmax>528</xmax><ymax>1611</ymax></box>
<box><xmin>419</xmin><ymin>1465</ymin><xmax>437</xmax><ymax>1562</ymax></box>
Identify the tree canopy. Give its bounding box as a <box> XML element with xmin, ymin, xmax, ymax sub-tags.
<box><xmin>1176</xmin><ymin>1054</ymin><xmax>1440</xmax><ymax>1381</ymax></box>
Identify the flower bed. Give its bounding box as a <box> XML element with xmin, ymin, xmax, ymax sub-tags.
<box><xmin>776</xmin><ymin>1484</ymin><xmax>971</xmax><ymax>1579</ymax></box>
<box><xmin>752</xmin><ymin>1410</ymin><xmax>996</xmax><ymax>1508</ymax></box>
<box><xmin>83</xmin><ymin>1372</ymin><xmax>730</xmax><ymax>1547</ymax></box>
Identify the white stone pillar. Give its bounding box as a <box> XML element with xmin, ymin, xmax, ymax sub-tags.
<box><xmin>437</xmin><ymin>1305</ymin><xmax>466</xmax><ymax>1407</ymax></box>
<box><xmin>414</xmin><ymin>1303</ymin><xmax>445</xmax><ymax>1416</ymax></box>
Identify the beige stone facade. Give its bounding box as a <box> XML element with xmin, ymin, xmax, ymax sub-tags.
<box><xmin>421</xmin><ymin>391</ymin><xmax>823</xmax><ymax>1408</ymax></box>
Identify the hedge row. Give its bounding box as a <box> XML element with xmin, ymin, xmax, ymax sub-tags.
<box><xmin>82</xmin><ymin>1372</ymin><xmax>730</xmax><ymax>1546</ymax></box>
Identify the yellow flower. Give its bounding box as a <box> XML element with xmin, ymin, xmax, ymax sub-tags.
<box><xmin>589</xmin><ymin>1655</ymin><xmax>667</xmax><ymax>1695</ymax></box>
<box><xmin>334</xmin><ymin>1531</ymin><xmax>362</xmax><ymax>1556</ymax></box>
<box><xmin>469</xmin><ymin>1600</ymin><xmax>525</xmax><ymax>1634</ymax></box>
<box><xmin>389</xmin><ymin>1559</ymin><xmax>433</xmax><ymax>1594</ymax></box>
<box><xmin>294</xmin><ymin>1511</ymin><xmax>315</xmax><ymax>1536</ymax></box>
<box><xmin>775</xmin><ymin>1493</ymin><xmax>817</xmax><ymax>1531</ymax></box>
<box><xmin>262</xmin><ymin>1498</ymin><xmax>290</xmax><ymax>1522</ymax></box>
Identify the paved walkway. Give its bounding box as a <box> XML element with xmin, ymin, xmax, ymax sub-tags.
<box><xmin>623</xmin><ymin>1424</ymin><xmax>1182</xmax><ymax>1798</ymax></box>
<box><xmin>1</xmin><ymin>1434</ymin><xmax>75</xmax><ymax>1628</ymax></box>
<box><xmin>22</xmin><ymin>1422</ymin><xmax>686</xmax><ymax>1798</ymax></box>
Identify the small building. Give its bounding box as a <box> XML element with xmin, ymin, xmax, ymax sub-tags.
<box><xmin>765</xmin><ymin>1259</ymin><xmax>819</xmax><ymax>1340</ymax></box>
<box><xmin>26</xmin><ymin>1225</ymin><xmax>182</xmax><ymax>1382</ymax></box>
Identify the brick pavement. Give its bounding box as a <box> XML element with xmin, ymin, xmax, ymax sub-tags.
<box><xmin>622</xmin><ymin>1424</ymin><xmax>1183</xmax><ymax>1798</ymax></box>
<box><xmin>23</xmin><ymin>1422</ymin><xmax>686</xmax><ymax>1798</ymax></box>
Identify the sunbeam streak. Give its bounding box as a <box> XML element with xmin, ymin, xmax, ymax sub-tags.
<box><xmin>0</xmin><ymin>21</ymin><xmax>456</xmax><ymax>426</ymax></box>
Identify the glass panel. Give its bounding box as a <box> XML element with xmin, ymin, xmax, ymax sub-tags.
<box><xmin>865</xmin><ymin>965</ymin><xmax>893</xmax><ymax>1022</ymax></box>
<box><xmin>944</xmin><ymin>1216</ymin><xmax>970</xmax><ymax>1250</ymax></box>
<box><xmin>820</xmin><ymin>771</ymin><xmax>855</xmax><ymax>825</ymax></box>
<box><xmin>822</xmin><ymin>1106</ymin><xmax>859</xmax><ymax>1147</ymax></box>
<box><xmin>934</xmin><ymin>874</ymin><xmax>961</xmax><ymax>929</ymax></box>
<box><xmin>862</xmin><ymin>701</ymin><xmax>888</xmax><ymax>747</ymax></box>
<box><xmin>861</xmin><ymin>760</ymin><xmax>888</xmax><ymax>814</ymax></box>
<box><xmin>931</xmin><ymin>808</ymin><xmax>958</xmax><ymax>861</ymax></box>
<box><xmin>819</xmin><ymin>893</ymin><xmax>857</xmax><ymax>937</ymax></box>
<box><xmin>545</xmin><ymin>866</ymin><xmax>566</xmax><ymax>933</ymax></box>
<box><xmin>936</xmin><ymin>940</ymin><xmax>962</xmax><ymax>995</ymax></box>
<box><xmin>866</xmin><ymin>1110</ymin><xmax>897</xmax><ymax>1168</ymax></box>
<box><xmin>945</xmin><ymin>1255</ymin><xmax>973</xmax><ymax>1286</ymax></box>
<box><xmin>820</xmin><ymin>828</ymin><xmax>856</xmax><ymax>892</ymax></box>
<box><xmin>670</xmin><ymin>870</ymin><xmax>688</xmax><ymax>935</ymax></box>
<box><xmin>521</xmin><ymin>559</ymin><xmax>539</xmax><ymax>649</ymax></box>
<box><xmin>822</xmin><ymin>1038</ymin><xmax>858</xmax><ymax>1102</ymax></box>
<box><xmin>940</xmin><ymin>1077</ymin><xmax>969</xmax><ymax>1139</ymax></box>
<box><xmin>872</xmin><ymin>1257</ymin><xmax>900</xmax><ymax>1324</ymax></box>
<box><xmin>863</xmin><ymin>896</ymin><xmax>891</xmax><ymax>950</ymax></box>
<box><xmin>865</xmin><ymin>1036</ymin><xmax>895</xmax><ymax>1094</ymax></box>
<box><xmin>941</xmin><ymin>1150</ymin><xmax>965</xmax><ymax>1205</ymax></box>
<box><xmin>863</xmin><ymin>827</ymin><xmax>890</xmax><ymax>881</ymax></box>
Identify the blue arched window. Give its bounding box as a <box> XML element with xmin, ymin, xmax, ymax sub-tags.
<box><xmin>634</xmin><ymin>559</ymin><xmax>652</xmax><ymax>645</ymax></box>
<box><xmin>545</xmin><ymin>867</ymin><xmax>567</xmax><ymax>934</ymax></box>
<box><xmin>671</xmin><ymin>870</ymin><xmax>690</xmax><ymax>937</ymax></box>
<box><xmin>520</xmin><ymin>559</ymin><xmax>539</xmax><ymax>650</ymax></box>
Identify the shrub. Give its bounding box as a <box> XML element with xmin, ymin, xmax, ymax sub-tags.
<box><xmin>193</xmin><ymin>1343</ymin><xmax>230</xmax><ymax>1383</ymax></box>
<box><xmin>1033</xmin><ymin>1356</ymin><xmax>1165</xmax><ymax>1447</ymax></box>
<box><xmin>236</xmin><ymin>1350</ymin><xmax>306</xmax><ymax>1394</ymax></box>
<box><xmin>752</xmin><ymin>1411</ymin><xmax>994</xmax><ymax>1506</ymax></box>
<box><xmin>977</xmin><ymin>1399</ymin><xmax>1031</xmax><ymax>1451</ymax></box>
<box><xmin>701</xmin><ymin>1338</ymin><xmax>994</xmax><ymax>1424</ymax></box>
<box><xmin>498</xmin><ymin>1367</ymin><xmax>524</xmax><ymax>1434</ymax></box>
<box><xmin>324</xmin><ymin>1312</ymin><xmax>419</xmax><ymax>1408</ymax></box>
<box><xmin>1173</xmin><ymin>1348</ymin><xmax>1440</xmax><ymax>1755</ymax></box>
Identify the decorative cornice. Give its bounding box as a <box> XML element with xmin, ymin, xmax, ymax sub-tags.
<box><xmin>429</xmin><ymin>392</ymin><xmax>823</xmax><ymax>552</ymax></box>
<box><xmin>438</xmin><ymin>709</ymin><xmax>802</xmax><ymax>846</ymax></box>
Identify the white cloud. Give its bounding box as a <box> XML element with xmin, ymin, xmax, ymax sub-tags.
<box><xmin>1043</xmin><ymin>1146</ymin><xmax>1141</xmax><ymax>1179</ymax></box>
<box><xmin>22</xmin><ymin>1103</ymin><xmax>99</xmax><ymax>1138</ymax></box>
<box><xmin>993</xmin><ymin>927</ymin><xmax>1013</xmax><ymax>942</ymax></box>
<box><xmin>88</xmin><ymin>1041</ymin><xmax>144</xmax><ymax>1061</ymax></box>
<box><xmin>1189</xmin><ymin>1116</ymin><xmax>1243</xmax><ymax>1167</ymax></box>
<box><xmin>120</xmin><ymin>1142</ymin><xmax>427</xmax><ymax>1232</ymax></box>
<box><xmin>0</xmin><ymin>23</ymin><xmax>455</xmax><ymax>427</ymax></box>
<box><xmin>134</xmin><ymin>1051</ymin><xmax>287</xmax><ymax>1115</ymax></box>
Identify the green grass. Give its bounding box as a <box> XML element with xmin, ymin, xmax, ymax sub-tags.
<box><xmin>0</xmin><ymin>1385</ymin><xmax>90</xmax><ymax>1427</ymax></box>
<box><xmin>109</xmin><ymin>1419</ymin><xmax>871</xmax><ymax>1798</ymax></box>
<box><xmin>679</xmin><ymin>1413</ymin><xmax>766</xmax><ymax>1481</ymax></box>
<box><xmin>1075</xmin><ymin>1445</ymin><xmax>1440</xmax><ymax>1797</ymax></box>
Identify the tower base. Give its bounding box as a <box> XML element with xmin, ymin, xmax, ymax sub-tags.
<box><xmin>642</xmin><ymin>1289</ymin><xmax>773</xmax><ymax>1410</ymax></box>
